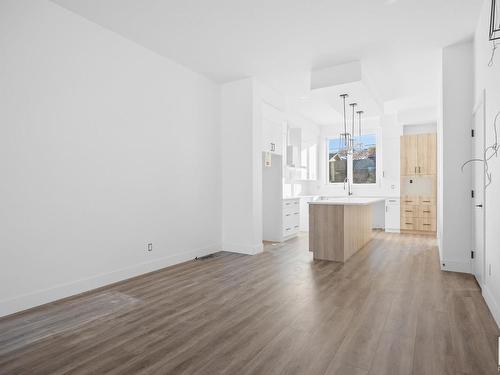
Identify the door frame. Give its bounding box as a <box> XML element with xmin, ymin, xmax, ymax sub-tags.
<box><xmin>472</xmin><ymin>89</ymin><xmax>486</xmax><ymax>287</ymax></box>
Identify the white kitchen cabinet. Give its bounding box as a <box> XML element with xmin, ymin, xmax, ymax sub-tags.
<box><xmin>385</xmin><ymin>198</ymin><xmax>400</xmax><ymax>233</ymax></box>
<box><xmin>262</xmin><ymin>153</ymin><xmax>300</xmax><ymax>242</ymax></box>
<box><xmin>262</xmin><ymin>103</ymin><xmax>284</xmax><ymax>154</ymax></box>
<box><xmin>286</xmin><ymin>128</ymin><xmax>301</xmax><ymax>167</ymax></box>
<box><xmin>282</xmin><ymin>198</ymin><xmax>300</xmax><ymax>238</ymax></box>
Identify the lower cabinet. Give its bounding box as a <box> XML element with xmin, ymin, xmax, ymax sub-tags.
<box><xmin>282</xmin><ymin>199</ymin><xmax>300</xmax><ymax>239</ymax></box>
<box><xmin>400</xmin><ymin>196</ymin><xmax>436</xmax><ymax>233</ymax></box>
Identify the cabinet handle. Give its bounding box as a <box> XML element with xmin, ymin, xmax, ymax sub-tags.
<box><xmin>423</xmin><ymin>210</ymin><xmax>430</xmax><ymax>213</ymax></box>
<box><xmin>418</xmin><ymin>166</ymin><xmax>421</xmax><ymax>173</ymax></box>
<box><xmin>422</xmin><ymin>200</ymin><xmax>430</xmax><ymax>203</ymax></box>
<box><xmin>286</xmin><ymin>214</ymin><xmax>291</xmax><ymax>216</ymax></box>
<box><xmin>294</xmin><ymin>212</ymin><xmax>299</xmax><ymax>215</ymax></box>
<box><xmin>405</xmin><ymin>210</ymin><xmax>412</xmax><ymax>212</ymax></box>
<box><xmin>423</xmin><ymin>224</ymin><xmax>431</xmax><ymax>226</ymax></box>
<box><xmin>294</xmin><ymin>225</ymin><xmax>299</xmax><ymax>228</ymax></box>
<box><xmin>405</xmin><ymin>222</ymin><xmax>413</xmax><ymax>225</ymax></box>
<box><xmin>404</xmin><ymin>200</ymin><xmax>413</xmax><ymax>203</ymax></box>
<box><xmin>414</xmin><ymin>166</ymin><xmax>417</xmax><ymax>173</ymax></box>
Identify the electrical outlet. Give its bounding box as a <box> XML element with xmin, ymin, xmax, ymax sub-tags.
<box><xmin>147</xmin><ymin>243</ymin><xmax>153</xmax><ymax>252</ymax></box>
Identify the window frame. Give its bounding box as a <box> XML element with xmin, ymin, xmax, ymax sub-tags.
<box><xmin>325</xmin><ymin>130</ymin><xmax>380</xmax><ymax>186</ymax></box>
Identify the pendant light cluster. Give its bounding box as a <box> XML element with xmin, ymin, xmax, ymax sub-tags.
<box><xmin>338</xmin><ymin>93</ymin><xmax>365</xmax><ymax>155</ymax></box>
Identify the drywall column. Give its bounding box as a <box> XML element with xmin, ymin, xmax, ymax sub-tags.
<box><xmin>439</xmin><ymin>41</ymin><xmax>474</xmax><ymax>273</ymax></box>
<box><xmin>474</xmin><ymin>1</ymin><xmax>500</xmax><ymax>326</ymax></box>
<box><xmin>220</xmin><ymin>78</ymin><xmax>263</xmax><ymax>254</ymax></box>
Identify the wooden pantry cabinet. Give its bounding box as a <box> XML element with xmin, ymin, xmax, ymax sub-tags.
<box><xmin>400</xmin><ymin>133</ymin><xmax>437</xmax><ymax>234</ymax></box>
<box><xmin>400</xmin><ymin>133</ymin><xmax>436</xmax><ymax>176</ymax></box>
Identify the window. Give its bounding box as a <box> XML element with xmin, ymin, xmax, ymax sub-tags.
<box><xmin>327</xmin><ymin>134</ymin><xmax>377</xmax><ymax>184</ymax></box>
<box><xmin>353</xmin><ymin>134</ymin><xmax>376</xmax><ymax>184</ymax></box>
<box><xmin>328</xmin><ymin>138</ymin><xmax>348</xmax><ymax>183</ymax></box>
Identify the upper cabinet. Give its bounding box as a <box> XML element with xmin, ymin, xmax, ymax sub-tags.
<box><xmin>400</xmin><ymin>133</ymin><xmax>436</xmax><ymax>176</ymax></box>
<box><xmin>262</xmin><ymin>103</ymin><xmax>285</xmax><ymax>154</ymax></box>
<box><xmin>417</xmin><ymin>133</ymin><xmax>436</xmax><ymax>175</ymax></box>
<box><xmin>286</xmin><ymin>127</ymin><xmax>302</xmax><ymax>167</ymax></box>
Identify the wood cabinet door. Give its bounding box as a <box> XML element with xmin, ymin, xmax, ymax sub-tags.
<box><xmin>400</xmin><ymin>135</ymin><xmax>418</xmax><ymax>175</ymax></box>
<box><xmin>417</xmin><ymin>133</ymin><xmax>436</xmax><ymax>175</ymax></box>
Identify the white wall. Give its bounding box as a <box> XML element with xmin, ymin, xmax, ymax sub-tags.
<box><xmin>474</xmin><ymin>1</ymin><xmax>500</xmax><ymax>326</ymax></box>
<box><xmin>0</xmin><ymin>0</ymin><xmax>221</xmax><ymax>317</ymax></box>
<box><xmin>439</xmin><ymin>41</ymin><xmax>474</xmax><ymax>273</ymax></box>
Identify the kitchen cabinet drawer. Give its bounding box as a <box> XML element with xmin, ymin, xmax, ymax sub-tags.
<box><xmin>284</xmin><ymin>211</ymin><xmax>300</xmax><ymax>226</ymax></box>
<box><xmin>419</xmin><ymin>205</ymin><xmax>436</xmax><ymax>218</ymax></box>
<box><xmin>283</xmin><ymin>224</ymin><xmax>299</xmax><ymax>237</ymax></box>
<box><xmin>419</xmin><ymin>196</ymin><xmax>435</xmax><ymax>205</ymax></box>
<box><xmin>418</xmin><ymin>218</ymin><xmax>436</xmax><ymax>232</ymax></box>
<box><xmin>401</xmin><ymin>195</ymin><xmax>418</xmax><ymax>205</ymax></box>
<box><xmin>283</xmin><ymin>199</ymin><xmax>299</xmax><ymax>213</ymax></box>
<box><xmin>401</xmin><ymin>205</ymin><xmax>418</xmax><ymax>219</ymax></box>
<box><xmin>401</xmin><ymin>218</ymin><xmax>417</xmax><ymax>231</ymax></box>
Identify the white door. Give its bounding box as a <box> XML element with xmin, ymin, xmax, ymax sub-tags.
<box><xmin>472</xmin><ymin>90</ymin><xmax>486</xmax><ymax>286</ymax></box>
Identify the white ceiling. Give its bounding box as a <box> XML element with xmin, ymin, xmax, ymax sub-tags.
<box><xmin>292</xmin><ymin>81</ymin><xmax>383</xmax><ymax>126</ymax></box>
<box><xmin>52</xmin><ymin>0</ymin><xmax>483</xmax><ymax>124</ymax></box>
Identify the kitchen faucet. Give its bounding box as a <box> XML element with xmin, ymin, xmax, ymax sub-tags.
<box><xmin>344</xmin><ymin>177</ymin><xmax>353</xmax><ymax>196</ymax></box>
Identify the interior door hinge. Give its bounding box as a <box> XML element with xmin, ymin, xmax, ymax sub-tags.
<box><xmin>471</xmin><ymin>250</ymin><xmax>475</xmax><ymax>259</ymax></box>
<box><xmin>471</xmin><ymin>129</ymin><xmax>475</xmax><ymax>137</ymax></box>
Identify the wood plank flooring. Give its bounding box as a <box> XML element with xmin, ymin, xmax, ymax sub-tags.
<box><xmin>0</xmin><ymin>232</ymin><xmax>498</xmax><ymax>374</ymax></box>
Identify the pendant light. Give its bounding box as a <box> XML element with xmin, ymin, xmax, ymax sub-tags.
<box><xmin>338</xmin><ymin>94</ymin><xmax>350</xmax><ymax>156</ymax></box>
<box><xmin>349</xmin><ymin>103</ymin><xmax>358</xmax><ymax>152</ymax></box>
<box><xmin>356</xmin><ymin>110</ymin><xmax>364</xmax><ymax>149</ymax></box>
<box><xmin>490</xmin><ymin>0</ymin><xmax>499</xmax><ymax>41</ymax></box>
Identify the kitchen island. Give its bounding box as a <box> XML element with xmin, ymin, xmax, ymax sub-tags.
<box><xmin>308</xmin><ymin>197</ymin><xmax>385</xmax><ymax>262</ymax></box>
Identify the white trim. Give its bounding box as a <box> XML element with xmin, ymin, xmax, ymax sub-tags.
<box><xmin>0</xmin><ymin>243</ymin><xmax>220</xmax><ymax>318</ymax></box>
<box><xmin>471</xmin><ymin>88</ymin><xmax>487</xmax><ymax>296</ymax></box>
<box><xmin>222</xmin><ymin>242</ymin><xmax>263</xmax><ymax>255</ymax></box>
<box><xmin>440</xmin><ymin>259</ymin><xmax>472</xmax><ymax>274</ymax></box>
<box><xmin>482</xmin><ymin>284</ymin><xmax>500</xmax><ymax>329</ymax></box>
<box><xmin>384</xmin><ymin>229</ymin><xmax>400</xmax><ymax>233</ymax></box>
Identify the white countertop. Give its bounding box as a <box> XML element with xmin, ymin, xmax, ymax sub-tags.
<box><xmin>308</xmin><ymin>197</ymin><xmax>386</xmax><ymax>206</ymax></box>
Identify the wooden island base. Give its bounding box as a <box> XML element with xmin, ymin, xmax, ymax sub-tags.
<box><xmin>309</xmin><ymin>203</ymin><xmax>373</xmax><ymax>262</ymax></box>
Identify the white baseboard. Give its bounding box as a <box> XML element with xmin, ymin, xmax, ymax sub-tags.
<box><xmin>482</xmin><ymin>284</ymin><xmax>500</xmax><ymax>329</ymax></box>
<box><xmin>0</xmin><ymin>243</ymin><xmax>220</xmax><ymax>318</ymax></box>
<box><xmin>222</xmin><ymin>242</ymin><xmax>263</xmax><ymax>255</ymax></box>
<box><xmin>440</xmin><ymin>259</ymin><xmax>472</xmax><ymax>274</ymax></box>
<box><xmin>385</xmin><ymin>228</ymin><xmax>400</xmax><ymax>233</ymax></box>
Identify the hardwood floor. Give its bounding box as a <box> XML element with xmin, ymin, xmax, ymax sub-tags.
<box><xmin>0</xmin><ymin>232</ymin><xmax>498</xmax><ymax>374</ymax></box>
